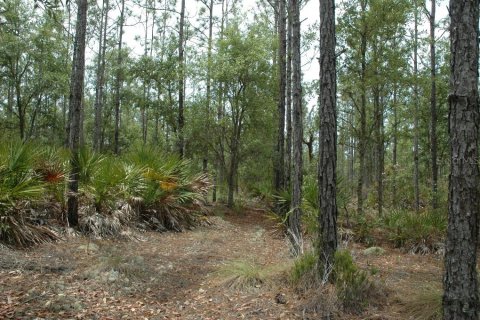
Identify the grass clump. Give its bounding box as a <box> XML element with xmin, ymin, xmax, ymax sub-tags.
<box><xmin>217</xmin><ymin>259</ymin><xmax>279</xmax><ymax>290</ymax></box>
<box><xmin>334</xmin><ymin>249</ymin><xmax>385</xmax><ymax>314</ymax></box>
<box><xmin>400</xmin><ymin>284</ymin><xmax>442</xmax><ymax>320</ymax></box>
<box><xmin>290</xmin><ymin>251</ymin><xmax>318</xmax><ymax>290</ymax></box>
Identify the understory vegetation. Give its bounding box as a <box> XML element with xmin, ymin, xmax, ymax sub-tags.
<box><xmin>0</xmin><ymin>141</ymin><xmax>211</xmax><ymax>247</ymax></box>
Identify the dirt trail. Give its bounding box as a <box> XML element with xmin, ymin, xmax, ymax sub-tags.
<box><xmin>0</xmin><ymin>207</ymin><xmax>444</xmax><ymax>319</ymax></box>
<box><xmin>0</xmin><ymin>208</ymin><xmax>300</xmax><ymax>319</ymax></box>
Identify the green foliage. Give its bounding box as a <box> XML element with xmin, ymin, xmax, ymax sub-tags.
<box><xmin>302</xmin><ymin>174</ymin><xmax>351</xmax><ymax>235</ymax></box>
<box><xmin>0</xmin><ymin>142</ymin><xmax>212</xmax><ymax>245</ymax></box>
<box><xmin>76</xmin><ymin>148</ymin><xmax>211</xmax><ymax>235</ymax></box>
<box><xmin>350</xmin><ymin>213</ymin><xmax>379</xmax><ymax>246</ymax></box>
<box><xmin>301</xmin><ymin>176</ymin><xmax>319</xmax><ymax>235</ymax></box>
<box><xmin>0</xmin><ymin>141</ymin><xmax>59</xmax><ymax>247</ymax></box>
<box><xmin>334</xmin><ymin>249</ymin><xmax>381</xmax><ymax>314</ymax></box>
<box><xmin>290</xmin><ymin>251</ymin><xmax>318</xmax><ymax>290</ymax></box>
<box><xmin>383</xmin><ymin>209</ymin><xmax>446</xmax><ymax>253</ymax></box>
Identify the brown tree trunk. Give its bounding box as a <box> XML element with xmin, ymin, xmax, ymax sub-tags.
<box><xmin>356</xmin><ymin>0</ymin><xmax>367</xmax><ymax>215</ymax></box>
<box><xmin>373</xmin><ymin>86</ymin><xmax>384</xmax><ymax>216</ymax></box>
<box><xmin>318</xmin><ymin>0</ymin><xmax>337</xmax><ymax>280</ymax></box>
<box><xmin>289</xmin><ymin>0</ymin><xmax>303</xmax><ymax>255</ymax></box>
<box><xmin>274</xmin><ymin>0</ymin><xmax>287</xmax><ymax>195</ymax></box>
<box><xmin>429</xmin><ymin>0</ymin><xmax>438</xmax><ymax>210</ymax></box>
<box><xmin>443</xmin><ymin>0</ymin><xmax>479</xmax><ymax>318</ymax></box>
<box><xmin>413</xmin><ymin>0</ymin><xmax>420</xmax><ymax>213</ymax></box>
<box><xmin>392</xmin><ymin>86</ymin><xmax>398</xmax><ymax>207</ymax></box>
<box><xmin>114</xmin><ymin>0</ymin><xmax>125</xmax><ymax>155</ymax></box>
<box><xmin>177</xmin><ymin>0</ymin><xmax>186</xmax><ymax>158</ymax></box>
<box><xmin>67</xmin><ymin>0</ymin><xmax>88</xmax><ymax>227</ymax></box>
<box><xmin>93</xmin><ymin>0</ymin><xmax>108</xmax><ymax>152</ymax></box>
<box><xmin>142</xmin><ymin>1</ymin><xmax>149</xmax><ymax>145</ymax></box>
<box><xmin>285</xmin><ymin>2</ymin><xmax>293</xmax><ymax>190</ymax></box>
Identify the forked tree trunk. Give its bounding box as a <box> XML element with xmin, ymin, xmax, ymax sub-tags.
<box><xmin>443</xmin><ymin>0</ymin><xmax>479</xmax><ymax>318</ymax></box>
<box><xmin>67</xmin><ymin>0</ymin><xmax>88</xmax><ymax>227</ymax></box>
<box><xmin>318</xmin><ymin>0</ymin><xmax>337</xmax><ymax>280</ymax></box>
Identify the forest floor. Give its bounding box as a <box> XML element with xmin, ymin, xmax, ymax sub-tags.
<box><xmin>0</xmin><ymin>205</ymin><xmax>444</xmax><ymax>319</ymax></box>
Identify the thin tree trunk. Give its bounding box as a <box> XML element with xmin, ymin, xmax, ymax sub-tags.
<box><xmin>204</xmin><ymin>0</ymin><xmax>214</xmax><ymax>190</ymax></box>
<box><xmin>285</xmin><ymin>2</ymin><xmax>293</xmax><ymax>190</ymax></box>
<box><xmin>443</xmin><ymin>0</ymin><xmax>479</xmax><ymax>317</ymax></box>
<box><xmin>142</xmin><ymin>2</ymin><xmax>149</xmax><ymax>145</ymax></box>
<box><xmin>413</xmin><ymin>0</ymin><xmax>420</xmax><ymax>213</ymax></box>
<box><xmin>67</xmin><ymin>0</ymin><xmax>88</xmax><ymax>227</ymax></box>
<box><xmin>392</xmin><ymin>86</ymin><xmax>398</xmax><ymax>207</ymax></box>
<box><xmin>356</xmin><ymin>0</ymin><xmax>367</xmax><ymax>215</ymax></box>
<box><xmin>289</xmin><ymin>0</ymin><xmax>303</xmax><ymax>256</ymax></box>
<box><xmin>429</xmin><ymin>0</ymin><xmax>438</xmax><ymax>210</ymax></box>
<box><xmin>114</xmin><ymin>0</ymin><xmax>125</xmax><ymax>155</ymax></box>
<box><xmin>177</xmin><ymin>0</ymin><xmax>186</xmax><ymax>158</ymax></box>
<box><xmin>274</xmin><ymin>0</ymin><xmax>286</xmax><ymax>194</ymax></box>
<box><xmin>318</xmin><ymin>0</ymin><xmax>337</xmax><ymax>281</ymax></box>
<box><xmin>93</xmin><ymin>0</ymin><xmax>108</xmax><ymax>151</ymax></box>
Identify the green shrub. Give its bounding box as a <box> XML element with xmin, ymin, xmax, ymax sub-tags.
<box><xmin>290</xmin><ymin>251</ymin><xmax>318</xmax><ymax>290</ymax></box>
<box><xmin>334</xmin><ymin>250</ymin><xmax>380</xmax><ymax>314</ymax></box>
<box><xmin>383</xmin><ymin>209</ymin><xmax>446</xmax><ymax>253</ymax></box>
<box><xmin>0</xmin><ymin>142</ymin><xmax>59</xmax><ymax>247</ymax></box>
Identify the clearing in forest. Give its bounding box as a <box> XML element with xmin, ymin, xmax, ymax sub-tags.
<box><xmin>0</xmin><ymin>206</ymin><xmax>443</xmax><ymax>319</ymax></box>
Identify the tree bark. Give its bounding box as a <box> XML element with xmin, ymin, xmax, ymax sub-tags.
<box><xmin>356</xmin><ymin>0</ymin><xmax>367</xmax><ymax>215</ymax></box>
<box><xmin>67</xmin><ymin>0</ymin><xmax>88</xmax><ymax>227</ymax></box>
<box><xmin>177</xmin><ymin>0</ymin><xmax>186</xmax><ymax>158</ymax></box>
<box><xmin>429</xmin><ymin>0</ymin><xmax>438</xmax><ymax>210</ymax></box>
<box><xmin>392</xmin><ymin>85</ymin><xmax>398</xmax><ymax>207</ymax></box>
<box><xmin>443</xmin><ymin>0</ymin><xmax>479</xmax><ymax>318</ymax></box>
<box><xmin>318</xmin><ymin>0</ymin><xmax>337</xmax><ymax>280</ymax></box>
<box><xmin>413</xmin><ymin>0</ymin><xmax>420</xmax><ymax>213</ymax></box>
<box><xmin>93</xmin><ymin>0</ymin><xmax>109</xmax><ymax>152</ymax></box>
<box><xmin>114</xmin><ymin>0</ymin><xmax>125</xmax><ymax>155</ymax></box>
<box><xmin>285</xmin><ymin>1</ymin><xmax>293</xmax><ymax>190</ymax></box>
<box><xmin>289</xmin><ymin>0</ymin><xmax>303</xmax><ymax>256</ymax></box>
<box><xmin>142</xmin><ymin>1</ymin><xmax>149</xmax><ymax>145</ymax></box>
<box><xmin>274</xmin><ymin>0</ymin><xmax>287</xmax><ymax>194</ymax></box>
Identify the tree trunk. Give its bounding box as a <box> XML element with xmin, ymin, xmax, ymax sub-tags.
<box><xmin>356</xmin><ymin>0</ymin><xmax>367</xmax><ymax>215</ymax></box>
<box><xmin>114</xmin><ymin>0</ymin><xmax>125</xmax><ymax>155</ymax></box>
<box><xmin>274</xmin><ymin>0</ymin><xmax>287</xmax><ymax>194</ymax></box>
<box><xmin>67</xmin><ymin>0</ymin><xmax>88</xmax><ymax>227</ymax></box>
<box><xmin>318</xmin><ymin>0</ymin><xmax>337</xmax><ymax>281</ymax></box>
<box><xmin>443</xmin><ymin>0</ymin><xmax>479</xmax><ymax>318</ymax></box>
<box><xmin>289</xmin><ymin>0</ymin><xmax>303</xmax><ymax>256</ymax></box>
<box><xmin>429</xmin><ymin>0</ymin><xmax>438</xmax><ymax>210</ymax></box>
<box><xmin>392</xmin><ymin>86</ymin><xmax>398</xmax><ymax>207</ymax></box>
<box><xmin>142</xmin><ymin>0</ymin><xmax>149</xmax><ymax>145</ymax></box>
<box><xmin>373</xmin><ymin>86</ymin><xmax>384</xmax><ymax>216</ymax></box>
<box><xmin>93</xmin><ymin>0</ymin><xmax>108</xmax><ymax>152</ymax></box>
<box><xmin>413</xmin><ymin>0</ymin><xmax>420</xmax><ymax>213</ymax></box>
<box><xmin>285</xmin><ymin>2</ymin><xmax>293</xmax><ymax>190</ymax></box>
<box><xmin>177</xmin><ymin>0</ymin><xmax>186</xmax><ymax>158</ymax></box>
